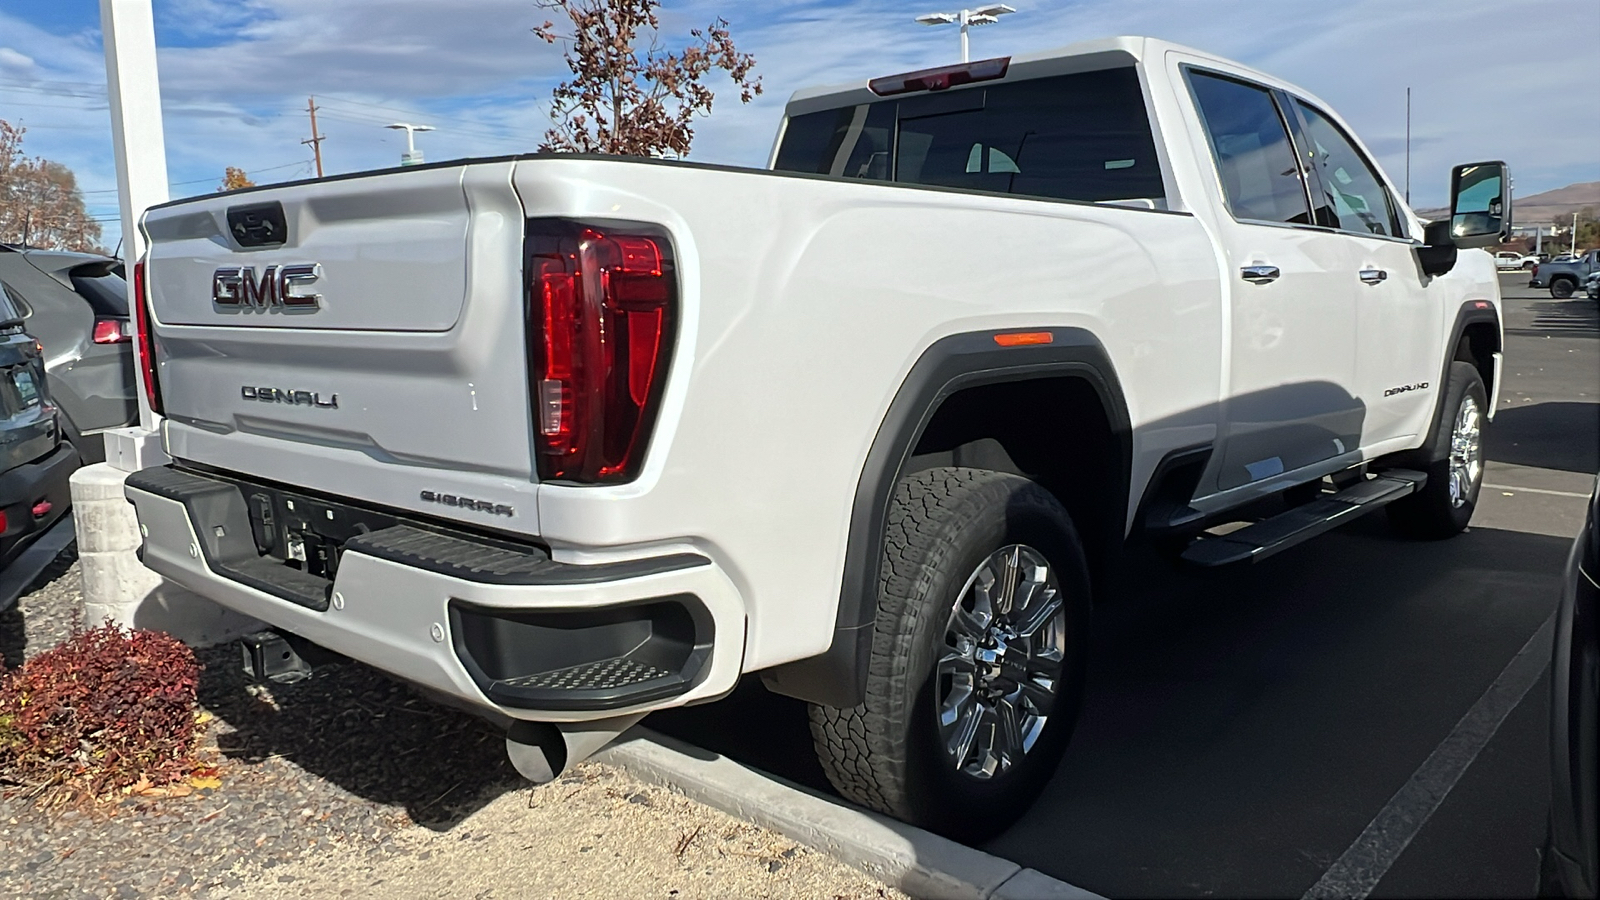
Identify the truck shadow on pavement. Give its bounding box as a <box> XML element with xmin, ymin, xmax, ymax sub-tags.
<box><xmin>1503</xmin><ymin>299</ymin><xmax>1599</xmax><ymax>339</ymax></box>
<box><xmin>1486</xmin><ymin>401</ymin><xmax>1600</xmax><ymax>474</ymax></box>
<box><xmin>196</xmin><ymin>648</ymin><xmax>524</xmax><ymax>831</ymax></box>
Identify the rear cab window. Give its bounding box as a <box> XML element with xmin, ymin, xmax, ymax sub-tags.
<box><xmin>774</xmin><ymin>67</ymin><xmax>1169</xmax><ymax>208</ymax></box>
<box><xmin>1185</xmin><ymin>70</ymin><xmax>1313</xmax><ymax>226</ymax></box>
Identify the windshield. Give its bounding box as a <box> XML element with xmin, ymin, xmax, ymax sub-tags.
<box><xmin>774</xmin><ymin>67</ymin><xmax>1166</xmax><ymax>207</ymax></box>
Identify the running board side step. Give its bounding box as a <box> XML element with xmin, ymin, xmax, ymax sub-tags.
<box><xmin>1180</xmin><ymin>470</ymin><xmax>1427</xmax><ymax>567</ymax></box>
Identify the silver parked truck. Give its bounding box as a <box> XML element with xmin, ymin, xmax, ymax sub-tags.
<box><xmin>127</xmin><ymin>37</ymin><xmax>1509</xmax><ymax>840</ymax></box>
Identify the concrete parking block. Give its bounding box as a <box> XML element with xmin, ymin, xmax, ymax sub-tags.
<box><xmin>598</xmin><ymin>727</ymin><xmax>1105</xmax><ymax>900</ymax></box>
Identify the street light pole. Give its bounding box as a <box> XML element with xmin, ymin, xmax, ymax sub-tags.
<box><xmin>385</xmin><ymin>123</ymin><xmax>435</xmax><ymax>166</ymax></box>
<box><xmin>915</xmin><ymin>5</ymin><xmax>1016</xmax><ymax>63</ymax></box>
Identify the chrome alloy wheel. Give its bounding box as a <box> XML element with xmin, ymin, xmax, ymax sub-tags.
<box><xmin>1448</xmin><ymin>394</ymin><xmax>1483</xmax><ymax>508</ymax></box>
<box><xmin>935</xmin><ymin>544</ymin><xmax>1068</xmax><ymax>780</ymax></box>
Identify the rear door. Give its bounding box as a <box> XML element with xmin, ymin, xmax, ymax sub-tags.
<box><xmin>141</xmin><ymin>162</ymin><xmax>540</xmax><ymax>531</ymax></box>
<box><xmin>1184</xmin><ymin>67</ymin><xmax>1363</xmax><ymax>492</ymax></box>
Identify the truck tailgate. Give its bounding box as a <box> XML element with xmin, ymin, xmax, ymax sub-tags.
<box><xmin>141</xmin><ymin>162</ymin><xmax>539</xmax><ymax>529</ymax></box>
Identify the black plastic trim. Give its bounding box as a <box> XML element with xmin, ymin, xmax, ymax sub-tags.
<box><xmin>126</xmin><ymin>465</ymin><xmax>331</xmax><ymax>610</ymax></box>
<box><xmin>450</xmin><ymin>594</ymin><xmax>714</xmax><ymax>711</ymax></box>
<box><xmin>346</xmin><ymin>524</ymin><xmax>707</xmax><ymax>585</ymax></box>
<box><xmin>1132</xmin><ymin>443</ymin><xmax>1214</xmax><ymax>536</ymax></box>
<box><xmin>760</xmin><ymin>328</ymin><xmax>1130</xmax><ymax>707</ymax></box>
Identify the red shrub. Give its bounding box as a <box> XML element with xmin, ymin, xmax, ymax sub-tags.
<box><xmin>0</xmin><ymin>623</ymin><xmax>202</xmax><ymax>797</ymax></box>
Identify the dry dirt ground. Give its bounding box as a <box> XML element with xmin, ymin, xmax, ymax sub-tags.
<box><xmin>0</xmin><ymin>553</ymin><xmax>903</xmax><ymax>900</ymax></box>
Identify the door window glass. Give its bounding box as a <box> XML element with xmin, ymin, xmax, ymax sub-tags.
<box><xmin>1292</xmin><ymin>100</ymin><xmax>1402</xmax><ymax>238</ymax></box>
<box><xmin>1187</xmin><ymin>71</ymin><xmax>1311</xmax><ymax>226</ymax></box>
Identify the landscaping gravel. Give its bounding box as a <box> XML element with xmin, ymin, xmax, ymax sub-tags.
<box><xmin>0</xmin><ymin>548</ymin><xmax>900</xmax><ymax>899</ymax></box>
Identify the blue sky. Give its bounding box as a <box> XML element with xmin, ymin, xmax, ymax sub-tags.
<box><xmin>2</xmin><ymin>0</ymin><xmax>1596</xmax><ymax>253</ymax></box>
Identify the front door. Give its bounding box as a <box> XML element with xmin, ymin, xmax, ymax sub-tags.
<box><xmin>1286</xmin><ymin>97</ymin><xmax>1443</xmax><ymax>450</ymax></box>
<box><xmin>1185</xmin><ymin>68</ymin><xmax>1363</xmax><ymax>493</ymax></box>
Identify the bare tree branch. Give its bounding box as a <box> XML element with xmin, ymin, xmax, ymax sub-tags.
<box><xmin>532</xmin><ymin>0</ymin><xmax>762</xmax><ymax>158</ymax></box>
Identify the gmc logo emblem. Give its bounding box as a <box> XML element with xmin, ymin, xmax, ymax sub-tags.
<box><xmin>213</xmin><ymin>264</ymin><xmax>322</xmax><ymax>309</ymax></box>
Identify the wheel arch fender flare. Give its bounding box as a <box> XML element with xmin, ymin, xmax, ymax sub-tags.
<box><xmin>1400</xmin><ymin>300</ymin><xmax>1501</xmax><ymax>467</ymax></box>
<box><xmin>759</xmin><ymin>327</ymin><xmax>1131</xmax><ymax>707</ymax></box>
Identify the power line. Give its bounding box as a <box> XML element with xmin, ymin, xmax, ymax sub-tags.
<box><xmin>74</xmin><ymin>160</ymin><xmax>315</xmax><ymax>195</ymax></box>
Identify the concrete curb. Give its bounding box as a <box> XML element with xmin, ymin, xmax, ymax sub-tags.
<box><xmin>597</xmin><ymin>727</ymin><xmax>1104</xmax><ymax>900</ymax></box>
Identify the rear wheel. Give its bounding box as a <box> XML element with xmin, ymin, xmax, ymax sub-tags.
<box><xmin>1551</xmin><ymin>277</ymin><xmax>1576</xmax><ymax>299</ymax></box>
<box><xmin>1387</xmin><ymin>361</ymin><xmax>1486</xmax><ymax>539</ymax></box>
<box><xmin>809</xmin><ymin>467</ymin><xmax>1091</xmax><ymax>843</ymax></box>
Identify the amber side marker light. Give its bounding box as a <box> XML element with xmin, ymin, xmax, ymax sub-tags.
<box><xmin>993</xmin><ymin>331</ymin><xmax>1053</xmax><ymax>347</ymax></box>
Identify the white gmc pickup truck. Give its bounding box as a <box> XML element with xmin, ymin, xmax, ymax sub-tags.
<box><xmin>125</xmin><ymin>37</ymin><xmax>1509</xmax><ymax>840</ymax></box>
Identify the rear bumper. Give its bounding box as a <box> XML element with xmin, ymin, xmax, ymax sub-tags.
<box><xmin>125</xmin><ymin>466</ymin><xmax>746</xmax><ymax>723</ymax></box>
<box><xmin>0</xmin><ymin>443</ymin><xmax>77</xmax><ymax>562</ymax></box>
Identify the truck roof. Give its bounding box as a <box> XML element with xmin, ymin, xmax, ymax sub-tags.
<box><xmin>783</xmin><ymin>35</ymin><xmax>1325</xmax><ymax>118</ymax></box>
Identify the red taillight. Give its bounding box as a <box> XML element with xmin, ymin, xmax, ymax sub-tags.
<box><xmin>526</xmin><ymin>220</ymin><xmax>675</xmax><ymax>483</ymax></box>
<box><xmin>92</xmin><ymin>318</ymin><xmax>131</xmax><ymax>344</ymax></box>
<box><xmin>131</xmin><ymin>259</ymin><xmax>162</xmax><ymax>415</ymax></box>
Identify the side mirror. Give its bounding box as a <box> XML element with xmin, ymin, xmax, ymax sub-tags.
<box><xmin>1448</xmin><ymin>160</ymin><xmax>1512</xmax><ymax>249</ymax></box>
<box><xmin>1416</xmin><ymin>219</ymin><xmax>1458</xmax><ymax>277</ymax></box>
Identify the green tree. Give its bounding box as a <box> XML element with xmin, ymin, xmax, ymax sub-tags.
<box><xmin>0</xmin><ymin>119</ymin><xmax>104</xmax><ymax>253</ymax></box>
<box><xmin>533</xmin><ymin>0</ymin><xmax>761</xmax><ymax>157</ymax></box>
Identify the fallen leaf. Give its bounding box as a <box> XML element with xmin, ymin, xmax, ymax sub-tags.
<box><xmin>188</xmin><ymin>775</ymin><xmax>222</xmax><ymax>790</ymax></box>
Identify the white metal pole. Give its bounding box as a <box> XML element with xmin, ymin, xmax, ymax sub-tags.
<box><xmin>100</xmin><ymin>0</ymin><xmax>168</xmax><ymax>431</ymax></box>
<box><xmin>1573</xmin><ymin>213</ymin><xmax>1579</xmax><ymax>256</ymax></box>
<box><xmin>959</xmin><ymin>9</ymin><xmax>970</xmax><ymax>62</ymax></box>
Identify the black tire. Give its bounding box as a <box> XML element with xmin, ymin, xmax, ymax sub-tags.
<box><xmin>1387</xmin><ymin>361</ymin><xmax>1487</xmax><ymax>539</ymax></box>
<box><xmin>808</xmin><ymin>467</ymin><xmax>1091</xmax><ymax>843</ymax></box>
<box><xmin>1551</xmin><ymin>278</ymin><xmax>1576</xmax><ymax>299</ymax></box>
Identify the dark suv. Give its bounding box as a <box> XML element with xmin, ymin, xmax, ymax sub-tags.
<box><xmin>0</xmin><ymin>283</ymin><xmax>77</xmax><ymax>565</ymax></box>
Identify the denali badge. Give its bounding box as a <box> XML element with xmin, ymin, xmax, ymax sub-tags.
<box><xmin>419</xmin><ymin>490</ymin><xmax>514</xmax><ymax>517</ymax></box>
<box><xmin>1383</xmin><ymin>381</ymin><xmax>1430</xmax><ymax>397</ymax></box>
<box><xmin>214</xmin><ymin>264</ymin><xmax>322</xmax><ymax>309</ymax></box>
<box><xmin>242</xmin><ymin>386</ymin><xmax>338</xmax><ymax>408</ymax></box>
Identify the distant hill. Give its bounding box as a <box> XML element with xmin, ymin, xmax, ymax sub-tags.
<box><xmin>1517</xmin><ymin>181</ymin><xmax>1600</xmax><ymax>225</ymax></box>
<box><xmin>1416</xmin><ymin>180</ymin><xmax>1599</xmax><ymax>225</ymax></box>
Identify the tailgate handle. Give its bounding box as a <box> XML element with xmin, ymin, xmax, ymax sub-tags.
<box><xmin>227</xmin><ymin>202</ymin><xmax>288</xmax><ymax>247</ymax></box>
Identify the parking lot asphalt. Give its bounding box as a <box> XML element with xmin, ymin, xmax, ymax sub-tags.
<box><xmin>652</xmin><ymin>271</ymin><xmax>1599</xmax><ymax>898</ymax></box>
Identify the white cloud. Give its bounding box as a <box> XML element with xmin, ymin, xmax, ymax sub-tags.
<box><xmin>0</xmin><ymin>46</ymin><xmax>37</xmax><ymax>74</ymax></box>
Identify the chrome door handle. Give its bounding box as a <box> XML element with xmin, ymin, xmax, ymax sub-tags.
<box><xmin>1359</xmin><ymin>268</ymin><xmax>1388</xmax><ymax>284</ymax></box>
<box><xmin>1241</xmin><ymin>265</ymin><xmax>1281</xmax><ymax>283</ymax></box>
